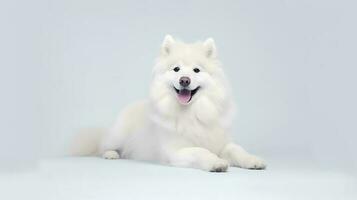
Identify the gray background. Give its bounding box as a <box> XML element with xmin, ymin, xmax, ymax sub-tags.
<box><xmin>1</xmin><ymin>0</ymin><xmax>356</xmax><ymax>170</ymax></box>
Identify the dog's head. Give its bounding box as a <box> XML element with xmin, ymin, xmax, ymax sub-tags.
<box><xmin>150</xmin><ymin>35</ymin><xmax>233</xmax><ymax>121</ymax></box>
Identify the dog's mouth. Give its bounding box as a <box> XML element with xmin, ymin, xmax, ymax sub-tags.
<box><xmin>174</xmin><ymin>86</ymin><xmax>200</xmax><ymax>105</ymax></box>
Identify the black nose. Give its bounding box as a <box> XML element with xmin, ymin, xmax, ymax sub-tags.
<box><xmin>179</xmin><ymin>76</ymin><xmax>191</xmax><ymax>87</ymax></box>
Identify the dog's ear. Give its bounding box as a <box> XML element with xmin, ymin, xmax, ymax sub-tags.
<box><xmin>161</xmin><ymin>34</ymin><xmax>175</xmax><ymax>56</ymax></box>
<box><xmin>203</xmin><ymin>38</ymin><xmax>217</xmax><ymax>58</ymax></box>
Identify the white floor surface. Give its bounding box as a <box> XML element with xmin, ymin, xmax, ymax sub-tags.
<box><xmin>1</xmin><ymin>157</ymin><xmax>356</xmax><ymax>200</ymax></box>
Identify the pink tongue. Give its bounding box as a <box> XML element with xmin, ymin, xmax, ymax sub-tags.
<box><xmin>177</xmin><ymin>89</ymin><xmax>191</xmax><ymax>104</ymax></box>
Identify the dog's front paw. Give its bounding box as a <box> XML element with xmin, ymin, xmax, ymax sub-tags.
<box><xmin>209</xmin><ymin>159</ymin><xmax>229</xmax><ymax>172</ymax></box>
<box><xmin>102</xmin><ymin>150</ymin><xmax>120</xmax><ymax>159</ymax></box>
<box><xmin>238</xmin><ymin>155</ymin><xmax>266</xmax><ymax>170</ymax></box>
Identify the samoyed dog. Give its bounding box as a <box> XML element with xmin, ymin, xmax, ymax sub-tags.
<box><xmin>71</xmin><ymin>35</ymin><xmax>266</xmax><ymax>172</ymax></box>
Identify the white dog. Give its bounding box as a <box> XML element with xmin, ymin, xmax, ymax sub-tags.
<box><xmin>71</xmin><ymin>35</ymin><xmax>266</xmax><ymax>172</ymax></box>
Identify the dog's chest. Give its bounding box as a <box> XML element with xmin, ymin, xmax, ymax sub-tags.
<box><xmin>175</xmin><ymin>113</ymin><xmax>228</xmax><ymax>153</ymax></box>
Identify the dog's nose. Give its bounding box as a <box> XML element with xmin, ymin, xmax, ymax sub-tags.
<box><xmin>179</xmin><ymin>76</ymin><xmax>191</xmax><ymax>87</ymax></box>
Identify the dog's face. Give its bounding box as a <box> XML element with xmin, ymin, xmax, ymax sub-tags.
<box><xmin>150</xmin><ymin>35</ymin><xmax>231</xmax><ymax>120</ymax></box>
<box><xmin>168</xmin><ymin>61</ymin><xmax>204</xmax><ymax>105</ymax></box>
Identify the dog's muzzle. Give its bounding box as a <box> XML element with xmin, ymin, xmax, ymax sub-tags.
<box><xmin>174</xmin><ymin>86</ymin><xmax>200</xmax><ymax>105</ymax></box>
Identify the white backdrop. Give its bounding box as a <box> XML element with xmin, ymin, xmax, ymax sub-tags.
<box><xmin>1</xmin><ymin>0</ymin><xmax>356</xmax><ymax>170</ymax></box>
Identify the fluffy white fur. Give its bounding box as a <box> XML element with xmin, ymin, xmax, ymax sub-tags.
<box><xmin>71</xmin><ymin>35</ymin><xmax>266</xmax><ymax>172</ymax></box>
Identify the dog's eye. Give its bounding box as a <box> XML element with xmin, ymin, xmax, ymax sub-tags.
<box><xmin>193</xmin><ymin>68</ymin><xmax>200</xmax><ymax>73</ymax></box>
<box><xmin>173</xmin><ymin>67</ymin><xmax>180</xmax><ymax>72</ymax></box>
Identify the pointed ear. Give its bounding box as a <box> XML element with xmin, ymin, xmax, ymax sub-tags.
<box><xmin>203</xmin><ymin>38</ymin><xmax>217</xmax><ymax>58</ymax></box>
<box><xmin>161</xmin><ymin>34</ymin><xmax>175</xmax><ymax>56</ymax></box>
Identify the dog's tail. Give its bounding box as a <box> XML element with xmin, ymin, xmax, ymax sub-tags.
<box><xmin>69</xmin><ymin>128</ymin><xmax>106</xmax><ymax>156</ymax></box>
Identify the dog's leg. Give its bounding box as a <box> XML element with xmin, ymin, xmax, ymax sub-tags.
<box><xmin>99</xmin><ymin>130</ymin><xmax>122</xmax><ymax>159</ymax></box>
<box><xmin>220</xmin><ymin>143</ymin><xmax>266</xmax><ymax>169</ymax></box>
<box><xmin>102</xmin><ymin>150</ymin><xmax>120</xmax><ymax>159</ymax></box>
<box><xmin>168</xmin><ymin>147</ymin><xmax>229</xmax><ymax>172</ymax></box>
